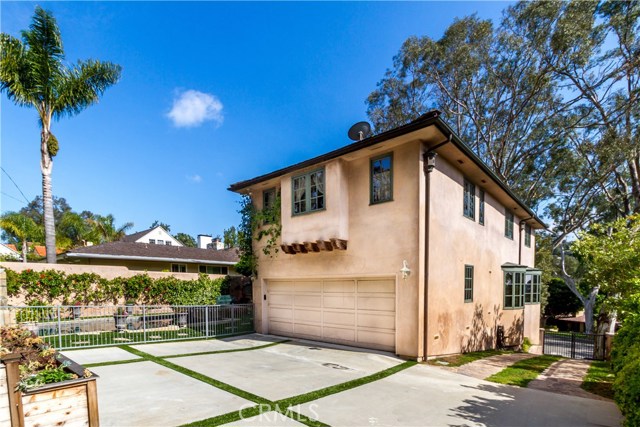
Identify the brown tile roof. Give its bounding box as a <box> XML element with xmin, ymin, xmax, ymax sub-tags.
<box><xmin>62</xmin><ymin>241</ymin><xmax>239</xmax><ymax>264</ymax></box>
<box><xmin>120</xmin><ymin>228</ymin><xmax>154</xmax><ymax>242</ymax></box>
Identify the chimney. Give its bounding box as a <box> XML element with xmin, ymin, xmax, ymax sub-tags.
<box><xmin>211</xmin><ymin>237</ymin><xmax>224</xmax><ymax>251</ymax></box>
<box><xmin>197</xmin><ymin>234</ymin><xmax>213</xmax><ymax>249</ymax></box>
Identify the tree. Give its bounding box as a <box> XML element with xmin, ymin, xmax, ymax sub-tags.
<box><xmin>174</xmin><ymin>232</ymin><xmax>196</xmax><ymax>247</ymax></box>
<box><xmin>544</xmin><ymin>278</ymin><xmax>583</xmax><ymax>318</ymax></box>
<box><xmin>0</xmin><ymin>6</ymin><xmax>121</xmax><ymax>263</ymax></box>
<box><xmin>223</xmin><ymin>226</ymin><xmax>239</xmax><ymax>249</ymax></box>
<box><xmin>19</xmin><ymin>195</ymin><xmax>71</xmax><ymax>227</ymax></box>
<box><xmin>89</xmin><ymin>214</ymin><xmax>133</xmax><ymax>243</ymax></box>
<box><xmin>56</xmin><ymin>211</ymin><xmax>99</xmax><ymax>249</ymax></box>
<box><xmin>150</xmin><ymin>220</ymin><xmax>171</xmax><ymax>232</ymax></box>
<box><xmin>0</xmin><ymin>212</ymin><xmax>43</xmax><ymax>262</ymax></box>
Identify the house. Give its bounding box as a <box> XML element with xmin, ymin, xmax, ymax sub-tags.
<box><xmin>229</xmin><ymin>110</ymin><xmax>544</xmax><ymax>360</ymax></box>
<box><xmin>0</xmin><ymin>243</ymin><xmax>21</xmax><ymax>260</ymax></box>
<box><xmin>58</xmin><ymin>227</ymin><xmax>239</xmax><ymax>275</ymax></box>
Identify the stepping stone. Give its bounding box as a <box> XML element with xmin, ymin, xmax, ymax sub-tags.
<box><xmin>113</xmin><ymin>337</ymin><xmax>132</xmax><ymax>342</ymax></box>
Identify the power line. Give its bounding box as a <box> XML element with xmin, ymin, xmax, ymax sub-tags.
<box><xmin>1</xmin><ymin>191</ymin><xmax>26</xmax><ymax>204</ymax></box>
<box><xmin>0</xmin><ymin>167</ymin><xmax>31</xmax><ymax>204</ymax></box>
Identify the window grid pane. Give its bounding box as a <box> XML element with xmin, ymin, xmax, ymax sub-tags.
<box><xmin>463</xmin><ymin>179</ymin><xmax>475</xmax><ymax>220</ymax></box>
<box><xmin>524</xmin><ymin>224</ymin><xmax>531</xmax><ymax>247</ymax></box>
<box><xmin>464</xmin><ymin>265</ymin><xmax>474</xmax><ymax>302</ymax></box>
<box><xmin>479</xmin><ymin>190</ymin><xmax>485</xmax><ymax>225</ymax></box>
<box><xmin>292</xmin><ymin>169</ymin><xmax>324</xmax><ymax>215</ymax></box>
<box><xmin>371</xmin><ymin>155</ymin><xmax>393</xmax><ymax>204</ymax></box>
<box><xmin>504</xmin><ymin>272</ymin><xmax>514</xmax><ymax>308</ymax></box>
<box><xmin>505</xmin><ymin>211</ymin><xmax>514</xmax><ymax>239</ymax></box>
<box><xmin>293</xmin><ymin>176</ymin><xmax>306</xmax><ymax>214</ymax></box>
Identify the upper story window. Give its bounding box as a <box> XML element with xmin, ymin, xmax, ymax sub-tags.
<box><xmin>505</xmin><ymin>210</ymin><xmax>514</xmax><ymax>239</ymax></box>
<box><xmin>166</xmin><ymin>241</ymin><xmax>172</xmax><ymax>246</ymax></box>
<box><xmin>479</xmin><ymin>189</ymin><xmax>485</xmax><ymax>226</ymax></box>
<box><xmin>464</xmin><ymin>265</ymin><xmax>474</xmax><ymax>303</ymax></box>
<box><xmin>463</xmin><ymin>179</ymin><xmax>475</xmax><ymax>220</ymax></box>
<box><xmin>370</xmin><ymin>153</ymin><xmax>393</xmax><ymax>204</ymax></box>
<box><xmin>263</xmin><ymin>188</ymin><xmax>277</xmax><ymax>224</ymax></box>
<box><xmin>157</xmin><ymin>240</ymin><xmax>164</xmax><ymax>245</ymax></box>
<box><xmin>524</xmin><ymin>223</ymin><xmax>532</xmax><ymax>247</ymax></box>
<box><xmin>149</xmin><ymin>239</ymin><xmax>156</xmax><ymax>244</ymax></box>
<box><xmin>292</xmin><ymin>169</ymin><xmax>324</xmax><ymax>215</ymax></box>
<box><xmin>525</xmin><ymin>272</ymin><xmax>541</xmax><ymax>304</ymax></box>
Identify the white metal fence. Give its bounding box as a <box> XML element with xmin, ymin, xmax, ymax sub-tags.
<box><xmin>0</xmin><ymin>304</ymin><xmax>254</xmax><ymax>350</ymax></box>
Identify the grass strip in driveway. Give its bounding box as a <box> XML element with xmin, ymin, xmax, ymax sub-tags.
<box><xmin>427</xmin><ymin>349</ymin><xmax>511</xmax><ymax>367</ymax></box>
<box><xmin>486</xmin><ymin>355</ymin><xmax>562</xmax><ymax>387</ymax></box>
<box><xmin>581</xmin><ymin>360</ymin><xmax>615</xmax><ymax>399</ymax></box>
<box><xmin>84</xmin><ymin>358</ymin><xmax>145</xmax><ymax>368</ymax></box>
<box><xmin>119</xmin><ymin>345</ymin><xmax>271</xmax><ymax>404</ymax></box>
<box><xmin>162</xmin><ymin>339</ymin><xmax>290</xmax><ymax>359</ymax></box>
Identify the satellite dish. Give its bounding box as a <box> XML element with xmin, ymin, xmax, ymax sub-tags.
<box><xmin>348</xmin><ymin>121</ymin><xmax>372</xmax><ymax>141</ymax></box>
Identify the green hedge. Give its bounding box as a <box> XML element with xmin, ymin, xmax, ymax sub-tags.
<box><xmin>611</xmin><ymin>316</ymin><xmax>640</xmax><ymax>426</ymax></box>
<box><xmin>5</xmin><ymin>268</ymin><xmax>224</xmax><ymax>306</ymax></box>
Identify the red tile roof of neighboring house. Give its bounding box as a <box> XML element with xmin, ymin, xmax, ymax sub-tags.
<box><xmin>32</xmin><ymin>245</ymin><xmax>63</xmax><ymax>257</ymax></box>
<box><xmin>6</xmin><ymin>244</ymin><xmax>17</xmax><ymax>251</ymax></box>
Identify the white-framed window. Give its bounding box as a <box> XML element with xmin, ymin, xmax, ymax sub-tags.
<box><xmin>149</xmin><ymin>239</ymin><xmax>156</xmax><ymax>244</ymax></box>
<box><xmin>199</xmin><ymin>265</ymin><xmax>228</xmax><ymax>275</ymax></box>
<box><xmin>158</xmin><ymin>240</ymin><xmax>164</xmax><ymax>245</ymax></box>
<box><xmin>171</xmin><ymin>264</ymin><xmax>186</xmax><ymax>273</ymax></box>
<box><xmin>166</xmin><ymin>241</ymin><xmax>172</xmax><ymax>246</ymax></box>
<box><xmin>292</xmin><ymin>168</ymin><xmax>325</xmax><ymax>215</ymax></box>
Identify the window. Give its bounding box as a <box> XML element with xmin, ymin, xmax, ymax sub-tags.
<box><xmin>263</xmin><ymin>188</ymin><xmax>277</xmax><ymax>224</ymax></box>
<box><xmin>158</xmin><ymin>240</ymin><xmax>164</xmax><ymax>245</ymax></box>
<box><xmin>464</xmin><ymin>265</ymin><xmax>474</xmax><ymax>302</ymax></box>
<box><xmin>524</xmin><ymin>224</ymin><xmax>531</xmax><ymax>247</ymax></box>
<box><xmin>370</xmin><ymin>154</ymin><xmax>393</xmax><ymax>204</ymax></box>
<box><xmin>166</xmin><ymin>241</ymin><xmax>172</xmax><ymax>246</ymax></box>
<box><xmin>463</xmin><ymin>179</ymin><xmax>475</xmax><ymax>220</ymax></box>
<box><xmin>479</xmin><ymin>190</ymin><xmax>485</xmax><ymax>225</ymax></box>
<box><xmin>525</xmin><ymin>272</ymin><xmax>541</xmax><ymax>304</ymax></box>
<box><xmin>199</xmin><ymin>265</ymin><xmax>228</xmax><ymax>275</ymax></box>
<box><xmin>504</xmin><ymin>270</ymin><xmax>525</xmax><ymax>308</ymax></box>
<box><xmin>149</xmin><ymin>239</ymin><xmax>156</xmax><ymax>244</ymax></box>
<box><xmin>505</xmin><ymin>210</ymin><xmax>514</xmax><ymax>239</ymax></box>
<box><xmin>171</xmin><ymin>264</ymin><xmax>186</xmax><ymax>273</ymax></box>
<box><xmin>292</xmin><ymin>169</ymin><xmax>325</xmax><ymax>215</ymax></box>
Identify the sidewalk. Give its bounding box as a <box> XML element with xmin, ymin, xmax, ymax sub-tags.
<box><xmin>443</xmin><ymin>352</ymin><xmax>536</xmax><ymax>379</ymax></box>
<box><xmin>528</xmin><ymin>358</ymin><xmax>611</xmax><ymax>401</ymax></box>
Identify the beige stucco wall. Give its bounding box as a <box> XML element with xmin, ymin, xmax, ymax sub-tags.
<box><xmin>426</xmin><ymin>157</ymin><xmax>539</xmax><ymax>356</ymax></box>
<box><xmin>253</xmin><ymin>141</ymin><xmax>423</xmax><ymax>358</ymax></box>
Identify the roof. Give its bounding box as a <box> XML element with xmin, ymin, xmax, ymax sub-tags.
<box><xmin>61</xmin><ymin>241</ymin><xmax>239</xmax><ymax>265</ymax></box>
<box><xmin>228</xmin><ymin>110</ymin><xmax>546</xmax><ymax>229</ymax></box>
<box><xmin>5</xmin><ymin>244</ymin><xmax>17</xmax><ymax>252</ymax></box>
<box><xmin>120</xmin><ymin>228</ymin><xmax>154</xmax><ymax>242</ymax></box>
<box><xmin>32</xmin><ymin>245</ymin><xmax>63</xmax><ymax>257</ymax></box>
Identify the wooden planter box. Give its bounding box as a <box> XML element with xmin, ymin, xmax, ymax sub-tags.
<box><xmin>1</xmin><ymin>353</ymin><xmax>99</xmax><ymax>427</ymax></box>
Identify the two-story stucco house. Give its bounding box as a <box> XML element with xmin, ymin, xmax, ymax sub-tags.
<box><xmin>229</xmin><ymin>110</ymin><xmax>544</xmax><ymax>360</ymax></box>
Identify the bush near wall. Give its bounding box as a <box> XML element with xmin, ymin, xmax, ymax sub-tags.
<box><xmin>4</xmin><ymin>268</ymin><xmax>224</xmax><ymax>306</ymax></box>
<box><xmin>611</xmin><ymin>316</ymin><xmax>640</xmax><ymax>427</ymax></box>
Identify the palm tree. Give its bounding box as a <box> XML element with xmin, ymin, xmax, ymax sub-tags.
<box><xmin>0</xmin><ymin>212</ymin><xmax>44</xmax><ymax>263</ymax></box>
<box><xmin>90</xmin><ymin>214</ymin><xmax>133</xmax><ymax>243</ymax></box>
<box><xmin>0</xmin><ymin>7</ymin><xmax>121</xmax><ymax>263</ymax></box>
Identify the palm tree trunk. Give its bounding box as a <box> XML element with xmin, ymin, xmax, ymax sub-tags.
<box><xmin>22</xmin><ymin>239</ymin><xmax>28</xmax><ymax>263</ymax></box>
<box><xmin>41</xmin><ymin>126</ymin><xmax>57</xmax><ymax>264</ymax></box>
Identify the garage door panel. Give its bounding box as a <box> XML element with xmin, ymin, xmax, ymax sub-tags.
<box><xmin>267</xmin><ymin>278</ymin><xmax>395</xmax><ymax>352</ymax></box>
<box><xmin>357</xmin><ymin>296</ymin><xmax>395</xmax><ymax>311</ymax></box>
<box><xmin>357</xmin><ymin>279</ymin><xmax>395</xmax><ymax>293</ymax></box>
<box><xmin>323</xmin><ymin>280</ymin><xmax>356</xmax><ymax>293</ymax></box>
<box><xmin>358</xmin><ymin>313</ymin><xmax>395</xmax><ymax>330</ymax></box>
<box><xmin>323</xmin><ymin>295</ymin><xmax>356</xmax><ymax>309</ymax></box>
<box><xmin>294</xmin><ymin>294</ymin><xmax>322</xmax><ymax>308</ymax></box>
<box><xmin>323</xmin><ymin>326</ymin><xmax>356</xmax><ymax>342</ymax></box>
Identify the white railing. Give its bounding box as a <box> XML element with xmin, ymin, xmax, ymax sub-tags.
<box><xmin>0</xmin><ymin>304</ymin><xmax>254</xmax><ymax>349</ymax></box>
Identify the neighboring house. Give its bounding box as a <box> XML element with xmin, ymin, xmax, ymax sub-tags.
<box><xmin>229</xmin><ymin>110</ymin><xmax>544</xmax><ymax>360</ymax></box>
<box><xmin>0</xmin><ymin>243</ymin><xmax>21</xmax><ymax>260</ymax></box>
<box><xmin>58</xmin><ymin>227</ymin><xmax>239</xmax><ymax>275</ymax></box>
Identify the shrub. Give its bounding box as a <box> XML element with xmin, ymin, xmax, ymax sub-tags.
<box><xmin>611</xmin><ymin>316</ymin><xmax>640</xmax><ymax>426</ymax></box>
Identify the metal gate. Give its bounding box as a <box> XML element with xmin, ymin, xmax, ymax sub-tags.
<box><xmin>543</xmin><ymin>331</ymin><xmax>605</xmax><ymax>360</ymax></box>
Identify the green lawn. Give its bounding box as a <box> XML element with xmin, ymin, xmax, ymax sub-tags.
<box><xmin>486</xmin><ymin>355</ymin><xmax>562</xmax><ymax>387</ymax></box>
<box><xmin>427</xmin><ymin>349</ymin><xmax>510</xmax><ymax>367</ymax></box>
<box><xmin>581</xmin><ymin>360</ymin><xmax>615</xmax><ymax>399</ymax></box>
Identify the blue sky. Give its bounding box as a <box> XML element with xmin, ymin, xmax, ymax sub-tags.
<box><xmin>1</xmin><ymin>1</ymin><xmax>509</xmax><ymax>240</ymax></box>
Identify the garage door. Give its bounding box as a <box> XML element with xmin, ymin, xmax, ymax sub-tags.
<box><xmin>267</xmin><ymin>278</ymin><xmax>396</xmax><ymax>351</ymax></box>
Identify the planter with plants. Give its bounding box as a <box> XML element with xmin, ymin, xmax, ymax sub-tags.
<box><xmin>0</xmin><ymin>326</ymin><xmax>99</xmax><ymax>426</ymax></box>
<box><xmin>113</xmin><ymin>307</ymin><xmax>129</xmax><ymax>333</ymax></box>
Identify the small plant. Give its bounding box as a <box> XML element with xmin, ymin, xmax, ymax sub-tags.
<box><xmin>522</xmin><ymin>337</ymin><xmax>532</xmax><ymax>352</ymax></box>
<box><xmin>115</xmin><ymin>307</ymin><xmax>128</xmax><ymax>316</ymax></box>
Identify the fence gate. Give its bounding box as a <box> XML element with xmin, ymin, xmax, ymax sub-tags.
<box><xmin>542</xmin><ymin>331</ymin><xmax>605</xmax><ymax>360</ymax></box>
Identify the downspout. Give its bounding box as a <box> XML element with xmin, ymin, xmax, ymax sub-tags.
<box><xmin>422</xmin><ymin>134</ymin><xmax>451</xmax><ymax>361</ymax></box>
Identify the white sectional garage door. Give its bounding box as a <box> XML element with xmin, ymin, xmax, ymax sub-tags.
<box><xmin>266</xmin><ymin>278</ymin><xmax>396</xmax><ymax>351</ymax></box>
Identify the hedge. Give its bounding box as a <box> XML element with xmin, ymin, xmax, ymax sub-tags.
<box><xmin>4</xmin><ymin>268</ymin><xmax>224</xmax><ymax>306</ymax></box>
<box><xmin>611</xmin><ymin>315</ymin><xmax>640</xmax><ymax>427</ymax></box>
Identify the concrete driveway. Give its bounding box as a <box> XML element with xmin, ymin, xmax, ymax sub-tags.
<box><xmin>63</xmin><ymin>334</ymin><xmax>622</xmax><ymax>427</ymax></box>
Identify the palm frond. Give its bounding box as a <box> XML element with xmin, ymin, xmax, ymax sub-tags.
<box><xmin>0</xmin><ymin>34</ymin><xmax>34</xmax><ymax>107</ymax></box>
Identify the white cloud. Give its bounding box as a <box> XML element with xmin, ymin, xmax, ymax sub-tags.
<box><xmin>167</xmin><ymin>90</ymin><xmax>223</xmax><ymax>128</ymax></box>
<box><xmin>186</xmin><ymin>174</ymin><xmax>202</xmax><ymax>183</ymax></box>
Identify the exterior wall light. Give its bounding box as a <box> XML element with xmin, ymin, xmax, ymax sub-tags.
<box><xmin>400</xmin><ymin>260</ymin><xmax>411</xmax><ymax>279</ymax></box>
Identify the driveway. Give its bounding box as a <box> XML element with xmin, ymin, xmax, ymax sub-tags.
<box><xmin>63</xmin><ymin>334</ymin><xmax>622</xmax><ymax>427</ymax></box>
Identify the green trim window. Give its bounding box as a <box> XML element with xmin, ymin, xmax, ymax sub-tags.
<box><xmin>479</xmin><ymin>189</ymin><xmax>485</xmax><ymax>225</ymax></box>
<box><xmin>292</xmin><ymin>169</ymin><xmax>325</xmax><ymax>215</ymax></box>
<box><xmin>263</xmin><ymin>188</ymin><xmax>277</xmax><ymax>224</ymax></box>
<box><xmin>463</xmin><ymin>179</ymin><xmax>475</xmax><ymax>220</ymax></box>
<box><xmin>505</xmin><ymin>210</ymin><xmax>514</xmax><ymax>239</ymax></box>
<box><xmin>503</xmin><ymin>270</ymin><xmax>524</xmax><ymax>308</ymax></box>
<box><xmin>171</xmin><ymin>264</ymin><xmax>186</xmax><ymax>273</ymax></box>
<box><xmin>524</xmin><ymin>223</ymin><xmax>531</xmax><ymax>247</ymax></box>
<box><xmin>464</xmin><ymin>265</ymin><xmax>474</xmax><ymax>302</ymax></box>
<box><xmin>370</xmin><ymin>153</ymin><xmax>393</xmax><ymax>204</ymax></box>
<box><xmin>525</xmin><ymin>271</ymin><xmax>541</xmax><ymax>304</ymax></box>
<box><xmin>199</xmin><ymin>265</ymin><xmax>228</xmax><ymax>275</ymax></box>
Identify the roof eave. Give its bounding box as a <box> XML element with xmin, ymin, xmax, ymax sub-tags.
<box><xmin>62</xmin><ymin>252</ymin><xmax>238</xmax><ymax>266</ymax></box>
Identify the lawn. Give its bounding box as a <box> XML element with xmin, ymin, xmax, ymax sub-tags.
<box><xmin>485</xmin><ymin>355</ymin><xmax>562</xmax><ymax>387</ymax></box>
<box><xmin>581</xmin><ymin>360</ymin><xmax>615</xmax><ymax>400</ymax></box>
<box><xmin>427</xmin><ymin>349</ymin><xmax>510</xmax><ymax>367</ymax></box>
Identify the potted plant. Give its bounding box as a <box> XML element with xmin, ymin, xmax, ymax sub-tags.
<box><xmin>125</xmin><ymin>300</ymin><xmax>135</xmax><ymax>315</ymax></box>
<box><xmin>70</xmin><ymin>302</ymin><xmax>83</xmax><ymax>319</ymax></box>
<box><xmin>176</xmin><ymin>310</ymin><xmax>188</xmax><ymax>328</ymax></box>
<box><xmin>113</xmin><ymin>307</ymin><xmax>129</xmax><ymax>333</ymax></box>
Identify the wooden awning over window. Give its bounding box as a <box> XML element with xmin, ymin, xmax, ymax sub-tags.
<box><xmin>281</xmin><ymin>238</ymin><xmax>347</xmax><ymax>255</ymax></box>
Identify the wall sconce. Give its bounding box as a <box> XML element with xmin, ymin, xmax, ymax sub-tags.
<box><xmin>400</xmin><ymin>260</ymin><xmax>411</xmax><ymax>280</ymax></box>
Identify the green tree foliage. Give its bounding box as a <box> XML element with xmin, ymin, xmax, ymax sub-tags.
<box><xmin>223</xmin><ymin>226</ymin><xmax>239</xmax><ymax>249</ymax></box>
<box><xmin>0</xmin><ymin>6</ymin><xmax>121</xmax><ymax>263</ymax></box>
<box><xmin>235</xmin><ymin>195</ymin><xmax>257</xmax><ymax>277</ymax></box>
<box><xmin>150</xmin><ymin>220</ymin><xmax>171</xmax><ymax>232</ymax></box>
<box><xmin>0</xmin><ymin>212</ymin><xmax>43</xmax><ymax>262</ymax></box>
<box><xmin>89</xmin><ymin>214</ymin><xmax>133</xmax><ymax>243</ymax></box>
<box><xmin>611</xmin><ymin>316</ymin><xmax>640</xmax><ymax>426</ymax></box>
<box><xmin>544</xmin><ymin>278</ymin><xmax>583</xmax><ymax>317</ymax></box>
<box><xmin>173</xmin><ymin>232</ymin><xmax>196</xmax><ymax>247</ymax></box>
